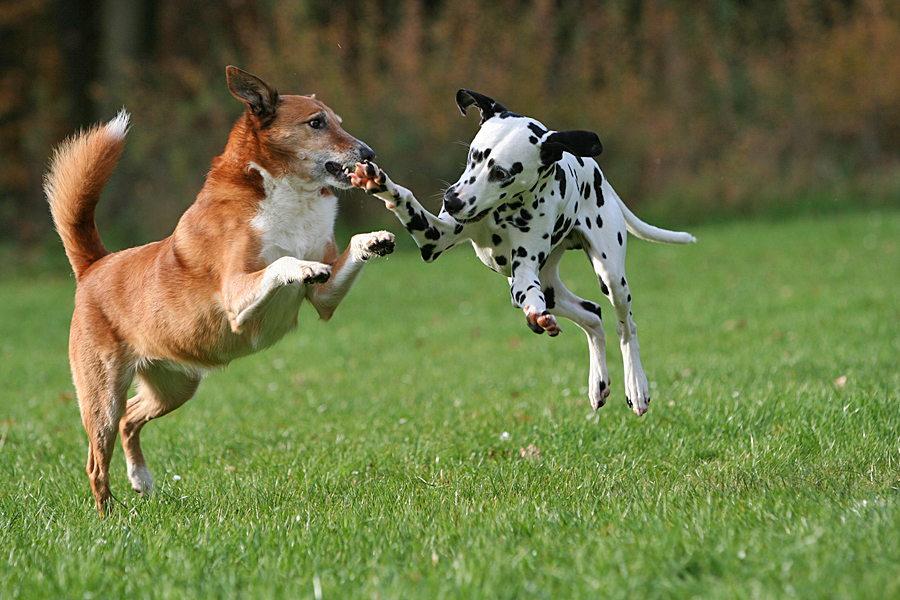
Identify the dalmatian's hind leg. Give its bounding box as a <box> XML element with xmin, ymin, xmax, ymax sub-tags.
<box><xmin>539</xmin><ymin>246</ymin><xmax>611</xmax><ymax>410</ymax></box>
<box><xmin>583</xmin><ymin>231</ymin><xmax>651</xmax><ymax>416</ymax></box>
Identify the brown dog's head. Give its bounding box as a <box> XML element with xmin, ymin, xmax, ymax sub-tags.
<box><xmin>226</xmin><ymin>66</ymin><xmax>374</xmax><ymax>189</ymax></box>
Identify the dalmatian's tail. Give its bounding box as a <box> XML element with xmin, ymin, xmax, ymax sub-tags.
<box><xmin>616</xmin><ymin>194</ymin><xmax>696</xmax><ymax>244</ymax></box>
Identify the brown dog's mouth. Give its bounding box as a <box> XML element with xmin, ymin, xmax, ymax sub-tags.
<box><xmin>325</xmin><ymin>161</ymin><xmax>352</xmax><ymax>183</ymax></box>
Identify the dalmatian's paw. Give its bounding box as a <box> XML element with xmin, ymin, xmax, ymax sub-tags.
<box><xmin>590</xmin><ymin>379</ymin><xmax>611</xmax><ymax>411</ymax></box>
<box><xmin>625</xmin><ymin>395</ymin><xmax>649</xmax><ymax>416</ymax></box>
<box><xmin>525</xmin><ymin>307</ymin><xmax>561</xmax><ymax>337</ymax></box>
<box><xmin>624</xmin><ymin>374</ymin><xmax>650</xmax><ymax>416</ymax></box>
<box><xmin>354</xmin><ymin>230</ymin><xmax>396</xmax><ymax>260</ymax></box>
<box><xmin>350</xmin><ymin>161</ymin><xmax>390</xmax><ymax>195</ymax></box>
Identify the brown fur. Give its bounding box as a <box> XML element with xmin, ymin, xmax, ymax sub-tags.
<box><xmin>45</xmin><ymin>67</ymin><xmax>394</xmax><ymax>514</ymax></box>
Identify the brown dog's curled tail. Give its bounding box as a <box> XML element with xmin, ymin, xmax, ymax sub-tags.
<box><xmin>45</xmin><ymin>110</ymin><xmax>130</xmax><ymax>280</ymax></box>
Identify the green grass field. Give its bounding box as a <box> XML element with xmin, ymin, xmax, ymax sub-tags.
<box><xmin>2</xmin><ymin>211</ymin><xmax>898</xmax><ymax>599</ymax></box>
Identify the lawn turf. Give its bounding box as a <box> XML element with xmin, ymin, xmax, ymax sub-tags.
<box><xmin>1</xmin><ymin>211</ymin><xmax>898</xmax><ymax>599</ymax></box>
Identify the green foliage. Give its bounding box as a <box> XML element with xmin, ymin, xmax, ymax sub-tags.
<box><xmin>4</xmin><ymin>1</ymin><xmax>900</xmax><ymax>247</ymax></box>
<box><xmin>2</xmin><ymin>212</ymin><xmax>899</xmax><ymax>598</ymax></box>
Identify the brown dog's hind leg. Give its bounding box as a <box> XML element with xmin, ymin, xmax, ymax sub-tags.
<box><xmin>72</xmin><ymin>350</ymin><xmax>132</xmax><ymax>515</ymax></box>
<box><xmin>84</xmin><ymin>424</ymin><xmax>120</xmax><ymax>514</ymax></box>
<box><xmin>119</xmin><ymin>365</ymin><xmax>202</xmax><ymax>497</ymax></box>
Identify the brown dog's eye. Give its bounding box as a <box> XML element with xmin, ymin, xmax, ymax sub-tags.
<box><xmin>308</xmin><ymin>118</ymin><xmax>323</xmax><ymax>129</ymax></box>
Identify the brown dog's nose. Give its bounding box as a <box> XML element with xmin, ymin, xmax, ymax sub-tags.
<box><xmin>358</xmin><ymin>143</ymin><xmax>375</xmax><ymax>163</ymax></box>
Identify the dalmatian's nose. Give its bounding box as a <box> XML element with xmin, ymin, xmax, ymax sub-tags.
<box><xmin>443</xmin><ymin>190</ymin><xmax>464</xmax><ymax>214</ymax></box>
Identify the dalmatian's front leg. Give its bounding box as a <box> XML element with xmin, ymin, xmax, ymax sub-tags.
<box><xmin>351</xmin><ymin>162</ymin><xmax>464</xmax><ymax>262</ymax></box>
<box><xmin>509</xmin><ymin>250</ymin><xmax>561</xmax><ymax>336</ymax></box>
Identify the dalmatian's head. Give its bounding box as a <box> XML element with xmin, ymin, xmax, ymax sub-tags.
<box><xmin>442</xmin><ymin>90</ymin><xmax>603</xmax><ymax>224</ymax></box>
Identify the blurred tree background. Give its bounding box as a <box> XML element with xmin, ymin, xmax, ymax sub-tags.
<box><xmin>2</xmin><ymin>0</ymin><xmax>899</xmax><ymax>258</ymax></box>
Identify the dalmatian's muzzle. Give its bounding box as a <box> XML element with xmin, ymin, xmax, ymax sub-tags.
<box><xmin>443</xmin><ymin>187</ymin><xmax>490</xmax><ymax>224</ymax></box>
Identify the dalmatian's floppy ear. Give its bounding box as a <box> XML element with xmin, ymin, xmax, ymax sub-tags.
<box><xmin>456</xmin><ymin>89</ymin><xmax>507</xmax><ymax>123</ymax></box>
<box><xmin>227</xmin><ymin>66</ymin><xmax>280</xmax><ymax>122</ymax></box>
<box><xmin>540</xmin><ymin>130</ymin><xmax>604</xmax><ymax>165</ymax></box>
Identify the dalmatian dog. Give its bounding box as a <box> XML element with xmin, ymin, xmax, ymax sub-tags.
<box><xmin>350</xmin><ymin>90</ymin><xmax>695</xmax><ymax>416</ymax></box>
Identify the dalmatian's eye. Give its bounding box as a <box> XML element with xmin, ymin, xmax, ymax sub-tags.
<box><xmin>489</xmin><ymin>166</ymin><xmax>510</xmax><ymax>182</ymax></box>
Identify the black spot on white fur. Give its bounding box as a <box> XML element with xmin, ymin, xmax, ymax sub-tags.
<box><xmin>593</xmin><ymin>168</ymin><xmax>604</xmax><ymax>207</ymax></box>
<box><xmin>580</xmin><ymin>300</ymin><xmax>602</xmax><ymax>319</ymax></box>
<box><xmin>544</xmin><ymin>286</ymin><xmax>556</xmax><ymax>309</ymax></box>
<box><xmin>599</xmin><ymin>278</ymin><xmax>610</xmax><ymax>296</ymax></box>
<box><xmin>528</xmin><ymin>122</ymin><xmax>548</xmax><ymax>138</ymax></box>
<box><xmin>554</xmin><ymin>164</ymin><xmax>567</xmax><ymax>199</ymax></box>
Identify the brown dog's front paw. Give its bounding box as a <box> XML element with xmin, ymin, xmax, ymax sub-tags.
<box><xmin>367</xmin><ymin>233</ymin><xmax>395</xmax><ymax>257</ymax></box>
<box><xmin>356</xmin><ymin>231</ymin><xmax>396</xmax><ymax>260</ymax></box>
<box><xmin>301</xmin><ymin>264</ymin><xmax>332</xmax><ymax>284</ymax></box>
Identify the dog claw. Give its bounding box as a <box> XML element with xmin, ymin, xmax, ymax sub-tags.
<box><xmin>350</xmin><ymin>162</ymin><xmax>389</xmax><ymax>195</ymax></box>
<box><xmin>626</xmin><ymin>394</ymin><xmax>650</xmax><ymax>416</ymax></box>
<box><xmin>304</xmin><ymin>272</ymin><xmax>330</xmax><ymax>284</ymax></box>
<box><xmin>368</xmin><ymin>240</ymin><xmax>394</xmax><ymax>256</ymax></box>
<box><xmin>356</xmin><ymin>231</ymin><xmax>396</xmax><ymax>260</ymax></box>
<box><xmin>296</xmin><ymin>264</ymin><xmax>331</xmax><ymax>284</ymax></box>
<box><xmin>532</xmin><ymin>310</ymin><xmax>561</xmax><ymax>336</ymax></box>
<box><xmin>526</xmin><ymin>316</ymin><xmax>545</xmax><ymax>334</ymax></box>
<box><xmin>365</xmin><ymin>238</ymin><xmax>395</xmax><ymax>257</ymax></box>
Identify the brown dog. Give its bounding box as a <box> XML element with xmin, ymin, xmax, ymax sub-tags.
<box><xmin>45</xmin><ymin>67</ymin><xmax>394</xmax><ymax>514</ymax></box>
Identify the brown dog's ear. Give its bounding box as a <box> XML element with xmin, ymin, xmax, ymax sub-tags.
<box><xmin>226</xmin><ymin>66</ymin><xmax>280</xmax><ymax>122</ymax></box>
<box><xmin>540</xmin><ymin>130</ymin><xmax>603</xmax><ymax>165</ymax></box>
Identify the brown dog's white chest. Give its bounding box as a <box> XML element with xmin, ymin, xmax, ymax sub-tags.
<box><xmin>250</xmin><ymin>164</ymin><xmax>339</xmax><ymax>266</ymax></box>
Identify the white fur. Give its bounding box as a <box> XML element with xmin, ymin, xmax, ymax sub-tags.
<box><xmin>231</xmin><ymin>256</ymin><xmax>329</xmax><ymax>334</ymax></box>
<box><xmin>134</xmin><ymin>357</ymin><xmax>208</xmax><ymax>380</ymax></box>
<box><xmin>105</xmin><ymin>109</ymin><xmax>131</xmax><ymax>142</ymax></box>
<box><xmin>127</xmin><ymin>462</ymin><xmax>154</xmax><ymax>495</ymax></box>
<box><xmin>250</xmin><ymin>163</ymin><xmax>338</xmax><ymax>265</ymax></box>
<box><xmin>227</xmin><ymin>164</ymin><xmax>358</xmax><ymax>347</ymax></box>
